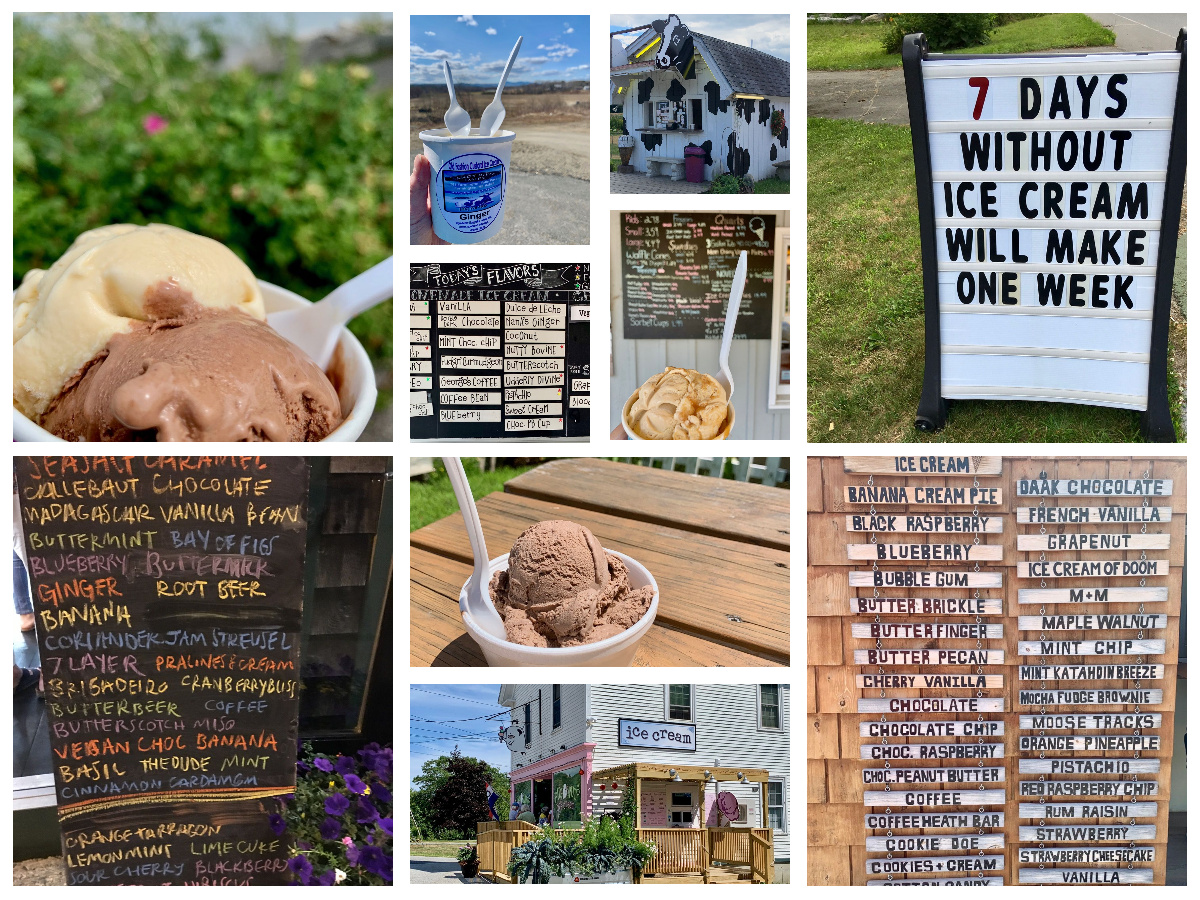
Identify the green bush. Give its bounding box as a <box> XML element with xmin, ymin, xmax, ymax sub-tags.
<box><xmin>882</xmin><ymin>13</ymin><xmax>997</xmax><ymax>53</ymax></box>
<box><xmin>710</xmin><ymin>173</ymin><xmax>753</xmax><ymax>194</ymax></box>
<box><xmin>609</xmin><ymin>113</ymin><xmax>627</xmax><ymax>135</ymax></box>
<box><xmin>13</xmin><ymin>13</ymin><xmax>393</xmax><ymax>364</ymax></box>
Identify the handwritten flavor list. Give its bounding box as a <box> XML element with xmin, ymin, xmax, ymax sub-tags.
<box><xmin>409</xmin><ymin>263</ymin><xmax>591</xmax><ymax>439</ymax></box>
<box><xmin>16</xmin><ymin>456</ymin><xmax>308</xmax><ymax>886</ymax></box>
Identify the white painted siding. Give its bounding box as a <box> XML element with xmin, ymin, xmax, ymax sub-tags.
<box><xmin>587</xmin><ymin>684</ymin><xmax>791</xmax><ymax>860</ymax></box>
<box><xmin>610</xmin><ymin>210</ymin><xmax>792</xmax><ymax>440</ymax></box>
<box><xmin>503</xmin><ymin>684</ymin><xmax>588</xmax><ymax>772</ymax></box>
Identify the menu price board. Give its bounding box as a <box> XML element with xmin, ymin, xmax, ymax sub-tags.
<box><xmin>17</xmin><ymin>456</ymin><xmax>308</xmax><ymax>886</ymax></box>
<box><xmin>409</xmin><ymin>262</ymin><xmax>591</xmax><ymax>439</ymax></box>
<box><xmin>620</xmin><ymin>211</ymin><xmax>775</xmax><ymax>339</ymax></box>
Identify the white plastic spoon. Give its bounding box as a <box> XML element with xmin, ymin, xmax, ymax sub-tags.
<box><xmin>715</xmin><ymin>250</ymin><xmax>748</xmax><ymax>402</ymax></box>
<box><xmin>480</xmin><ymin>36</ymin><xmax>523</xmax><ymax>137</ymax></box>
<box><xmin>266</xmin><ymin>256</ymin><xmax>393</xmax><ymax>370</ymax></box>
<box><xmin>442</xmin><ymin>59</ymin><xmax>471</xmax><ymax>136</ymax></box>
<box><xmin>443</xmin><ymin>457</ymin><xmax>508</xmax><ymax>641</ymax></box>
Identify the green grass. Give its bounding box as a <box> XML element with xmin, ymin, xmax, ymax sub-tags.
<box><xmin>807</xmin><ymin>117</ymin><xmax>1184</xmax><ymax>443</ymax></box>
<box><xmin>809</xmin><ymin>14</ymin><xmax>1115</xmax><ymax>70</ymax></box>
<box><xmin>410</xmin><ymin>459</ymin><xmax>541</xmax><ymax>532</ymax></box>
<box><xmin>410</xmin><ymin>841</ymin><xmax>464</xmax><ymax>859</ymax></box>
<box><xmin>753</xmin><ymin>177</ymin><xmax>790</xmax><ymax>194</ymax></box>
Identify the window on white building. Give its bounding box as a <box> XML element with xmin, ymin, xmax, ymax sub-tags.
<box><xmin>667</xmin><ymin>684</ymin><xmax>693</xmax><ymax>721</ymax></box>
<box><xmin>552</xmin><ymin>684</ymin><xmax>561</xmax><ymax>729</ymax></box>
<box><xmin>759</xmin><ymin>684</ymin><xmax>781</xmax><ymax>730</ymax></box>
<box><xmin>767</xmin><ymin>781</ymin><xmax>785</xmax><ymax>831</ymax></box>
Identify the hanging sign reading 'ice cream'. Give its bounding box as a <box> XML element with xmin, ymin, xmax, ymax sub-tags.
<box><xmin>902</xmin><ymin>32</ymin><xmax>1187</xmax><ymax>440</ymax></box>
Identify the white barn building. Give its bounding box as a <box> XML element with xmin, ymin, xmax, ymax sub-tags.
<box><xmin>612</xmin><ymin>23</ymin><xmax>790</xmax><ymax>183</ymax></box>
<box><xmin>499</xmin><ymin>683</ymin><xmax>790</xmax><ymax>863</ymax></box>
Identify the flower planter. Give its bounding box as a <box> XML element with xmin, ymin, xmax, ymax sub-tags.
<box><xmin>459</xmin><ymin>862</ymin><xmax>480</xmax><ymax>879</ymax></box>
<box><xmin>546</xmin><ymin>869</ymin><xmax>633</xmax><ymax>884</ymax></box>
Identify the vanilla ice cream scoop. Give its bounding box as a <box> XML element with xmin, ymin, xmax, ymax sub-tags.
<box><xmin>627</xmin><ymin>366</ymin><xmax>730</xmax><ymax>440</ymax></box>
<box><xmin>14</xmin><ymin>223</ymin><xmax>265</xmax><ymax>420</ymax></box>
<box><xmin>489</xmin><ymin>520</ymin><xmax>654</xmax><ymax>648</ymax></box>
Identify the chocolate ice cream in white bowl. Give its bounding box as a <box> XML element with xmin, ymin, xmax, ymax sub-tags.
<box><xmin>460</xmin><ymin>520</ymin><xmax>659</xmax><ymax>667</ymax></box>
<box><xmin>13</xmin><ymin>223</ymin><xmax>376</xmax><ymax>442</ymax></box>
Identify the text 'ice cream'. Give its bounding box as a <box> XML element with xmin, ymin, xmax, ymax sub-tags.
<box><xmin>489</xmin><ymin>520</ymin><xmax>654</xmax><ymax>648</ymax></box>
<box><xmin>627</xmin><ymin>366</ymin><xmax>730</xmax><ymax>440</ymax></box>
<box><xmin>14</xmin><ymin>224</ymin><xmax>343</xmax><ymax>441</ymax></box>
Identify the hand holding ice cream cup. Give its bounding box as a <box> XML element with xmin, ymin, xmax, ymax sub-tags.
<box><xmin>12</xmin><ymin>223</ymin><xmax>379</xmax><ymax>442</ymax></box>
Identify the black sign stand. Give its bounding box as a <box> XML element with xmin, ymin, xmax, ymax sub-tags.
<box><xmin>902</xmin><ymin>30</ymin><xmax>1187</xmax><ymax>442</ymax></box>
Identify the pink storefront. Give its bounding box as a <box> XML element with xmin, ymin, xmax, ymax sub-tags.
<box><xmin>507</xmin><ymin>743</ymin><xmax>596</xmax><ymax>825</ymax></box>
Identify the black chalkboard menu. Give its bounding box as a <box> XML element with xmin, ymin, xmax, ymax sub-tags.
<box><xmin>621</xmin><ymin>211</ymin><xmax>775</xmax><ymax>339</ymax></box>
<box><xmin>409</xmin><ymin>262</ymin><xmax>591</xmax><ymax>440</ymax></box>
<box><xmin>16</xmin><ymin>456</ymin><xmax>308</xmax><ymax>886</ymax></box>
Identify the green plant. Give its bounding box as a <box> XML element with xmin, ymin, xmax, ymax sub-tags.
<box><xmin>507</xmin><ymin>828</ymin><xmax>575</xmax><ymax>884</ymax></box>
<box><xmin>882</xmin><ymin>13</ymin><xmax>997</xmax><ymax>53</ymax></box>
<box><xmin>456</xmin><ymin>844</ymin><xmax>478</xmax><ymax>865</ymax></box>
<box><xmin>506</xmin><ymin>820</ymin><xmax>656</xmax><ymax>883</ymax></box>
<box><xmin>610</xmin><ymin>113</ymin><xmax>627</xmax><ymax>135</ymax></box>
<box><xmin>710</xmin><ymin>173</ymin><xmax>753</xmax><ymax>194</ymax></box>
<box><xmin>14</xmin><ymin>13</ymin><xmax>392</xmax><ymax>366</ymax></box>
<box><xmin>273</xmin><ymin>741</ymin><xmax>394</xmax><ymax>885</ymax></box>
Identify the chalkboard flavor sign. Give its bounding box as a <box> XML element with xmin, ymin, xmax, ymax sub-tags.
<box><xmin>620</xmin><ymin>211</ymin><xmax>776</xmax><ymax>339</ymax></box>
<box><xmin>409</xmin><ymin>262</ymin><xmax>591</xmax><ymax>440</ymax></box>
<box><xmin>16</xmin><ymin>456</ymin><xmax>308</xmax><ymax>886</ymax></box>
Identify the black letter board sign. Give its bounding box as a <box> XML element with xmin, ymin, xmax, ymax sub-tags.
<box><xmin>409</xmin><ymin>262</ymin><xmax>591</xmax><ymax>440</ymax></box>
<box><xmin>902</xmin><ymin>31</ymin><xmax>1186</xmax><ymax>440</ymax></box>
<box><xmin>621</xmin><ymin>211</ymin><xmax>775</xmax><ymax>339</ymax></box>
<box><xmin>16</xmin><ymin>456</ymin><xmax>307</xmax><ymax>886</ymax></box>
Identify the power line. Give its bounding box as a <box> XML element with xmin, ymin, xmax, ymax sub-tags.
<box><xmin>411</xmin><ymin>687</ymin><xmax>506</xmax><ymax>708</ymax></box>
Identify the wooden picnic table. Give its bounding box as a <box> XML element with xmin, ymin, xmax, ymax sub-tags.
<box><xmin>410</xmin><ymin>458</ymin><xmax>790</xmax><ymax>667</ymax></box>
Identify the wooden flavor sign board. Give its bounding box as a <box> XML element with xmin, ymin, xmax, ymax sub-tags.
<box><xmin>1018</xmin><ymin>587</ymin><xmax>1168</xmax><ymax>604</ymax></box>
<box><xmin>1019</xmin><ymin>758</ymin><xmax>1160</xmax><ymax>775</ymax></box>
<box><xmin>1019</xmin><ymin>664</ymin><xmax>1164</xmax><ymax>680</ymax></box>
<box><xmin>1016</xmin><ymin>613</ymin><xmax>1168</xmax><ymax>630</ymax></box>
<box><xmin>863</xmin><ymin>766</ymin><xmax>1005</xmax><ymax>785</ymax></box>
<box><xmin>843</xmin><ymin>456</ymin><xmax>1002</xmax><ymax>475</ymax></box>
<box><xmin>849</xmin><ymin>597</ymin><xmax>1003</xmax><ymax>615</ymax></box>
<box><xmin>851</xmin><ymin>623</ymin><xmax>1004</xmax><ymax>639</ymax></box>
<box><xmin>866</xmin><ymin>834</ymin><xmax>1005</xmax><ymax>852</ymax></box>
<box><xmin>865</xmin><ymin>856</ymin><xmax>1004</xmax><ymax>875</ymax></box>
<box><xmin>1019</xmin><ymin>802</ymin><xmax>1157</xmax><ymax>819</ymax></box>
<box><xmin>868</xmin><ymin>877</ymin><xmax>1004</xmax><ymax>886</ymax></box>
<box><xmin>850</xmin><ymin>570</ymin><xmax>1002</xmax><ymax>588</ymax></box>
<box><xmin>1016</xmin><ymin>638</ymin><xmax>1165</xmax><ymax>655</ymax></box>
<box><xmin>1020</xmin><ymin>781</ymin><xmax>1158</xmax><ymax>797</ymax></box>
<box><xmin>861</xmin><ymin>744</ymin><xmax>1005</xmax><ymax>761</ymax></box>
<box><xmin>1017</xmin><ymin>505</ymin><xmax>1171</xmax><ymax>523</ymax></box>
<box><xmin>864</xmin><ymin>789</ymin><xmax>1006</xmax><ymax>807</ymax></box>
<box><xmin>866</xmin><ymin>812</ymin><xmax>1004</xmax><ymax>829</ymax></box>
<box><xmin>1019</xmin><ymin>847</ymin><xmax>1155</xmax><ymax>864</ymax></box>
<box><xmin>1017</xmin><ymin>559</ymin><xmax>1167</xmax><ymax>578</ymax></box>
<box><xmin>859</xmin><ymin>720</ymin><xmax>1004</xmax><ymax>737</ymax></box>
<box><xmin>1016</xmin><ymin>479</ymin><xmax>1172</xmax><ymax>497</ymax></box>
<box><xmin>1017</xmin><ymin>532</ymin><xmax>1170</xmax><ymax>551</ymax></box>
<box><xmin>847</xmin><ymin>542</ymin><xmax>1004</xmax><ymax>561</ymax></box>
<box><xmin>845</xmin><ymin>514</ymin><xmax>1003</xmax><ymax>533</ymax></box>
<box><xmin>17</xmin><ymin>456</ymin><xmax>308</xmax><ymax>886</ymax></box>
<box><xmin>1019</xmin><ymin>869</ymin><xmax>1154</xmax><ymax>885</ymax></box>
<box><xmin>844</xmin><ymin>485</ymin><xmax>1003</xmax><ymax>505</ymax></box>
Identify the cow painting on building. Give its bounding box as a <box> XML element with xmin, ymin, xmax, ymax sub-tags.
<box><xmin>611</xmin><ymin>15</ymin><xmax>789</xmax><ymax>185</ymax></box>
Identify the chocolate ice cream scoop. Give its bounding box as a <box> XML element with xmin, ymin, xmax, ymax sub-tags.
<box><xmin>489</xmin><ymin>520</ymin><xmax>654</xmax><ymax>648</ymax></box>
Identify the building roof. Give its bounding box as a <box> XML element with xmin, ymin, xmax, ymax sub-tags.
<box><xmin>693</xmin><ymin>33</ymin><xmax>789</xmax><ymax>97</ymax></box>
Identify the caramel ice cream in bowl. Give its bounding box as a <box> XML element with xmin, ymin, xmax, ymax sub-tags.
<box><xmin>459</xmin><ymin>520</ymin><xmax>659</xmax><ymax>667</ymax></box>
<box><xmin>623</xmin><ymin>366</ymin><xmax>734</xmax><ymax>440</ymax></box>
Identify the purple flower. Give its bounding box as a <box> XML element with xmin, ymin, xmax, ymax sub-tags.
<box><xmin>356</xmin><ymin>798</ymin><xmax>378</xmax><ymax>825</ymax></box>
<box><xmin>296</xmin><ymin>760</ymin><xmax>310</xmax><ymax>774</ymax></box>
<box><xmin>344</xmin><ymin>773</ymin><xmax>367</xmax><ymax>795</ymax></box>
<box><xmin>297</xmin><ymin>841</ymin><xmax>312</xmax><ymax>851</ymax></box>
<box><xmin>143</xmin><ymin>114</ymin><xmax>168</xmax><ymax>135</ymax></box>
<box><xmin>325</xmin><ymin>793</ymin><xmax>350</xmax><ymax>816</ymax></box>
<box><xmin>335</xmin><ymin>755</ymin><xmax>357</xmax><ymax>775</ymax></box>
<box><xmin>287</xmin><ymin>855</ymin><xmax>313</xmax><ymax>885</ymax></box>
<box><xmin>378</xmin><ymin>817</ymin><xmax>393</xmax><ymax>837</ymax></box>
<box><xmin>358</xmin><ymin>845</ymin><xmax>387</xmax><ymax>878</ymax></box>
<box><xmin>268</xmin><ymin>813</ymin><xmax>287</xmax><ymax>836</ymax></box>
<box><xmin>316</xmin><ymin>870</ymin><xmax>336</xmax><ymax>885</ymax></box>
<box><xmin>345</xmin><ymin>842</ymin><xmax>360</xmax><ymax>866</ymax></box>
<box><xmin>313</xmin><ymin>756</ymin><xmax>334</xmax><ymax>773</ymax></box>
<box><xmin>371</xmin><ymin>783</ymin><xmax>392</xmax><ymax>805</ymax></box>
<box><xmin>319</xmin><ymin>817</ymin><xmax>341</xmax><ymax>840</ymax></box>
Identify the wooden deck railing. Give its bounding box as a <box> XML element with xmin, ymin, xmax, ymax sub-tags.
<box><xmin>637</xmin><ymin>828</ymin><xmax>706</xmax><ymax>875</ymax></box>
<box><xmin>477</xmin><ymin>822</ymin><xmax>774</xmax><ymax>883</ymax></box>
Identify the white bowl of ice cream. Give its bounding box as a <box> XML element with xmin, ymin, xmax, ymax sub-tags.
<box><xmin>12</xmin><ymin>224</ymin><xmax>377</xmax><ymax>442</ymax></box>
<box><xmin>459</xmin><ymin>521</ymin><xmax>659</xmax><ymax>667</ymax></box>
<box><xmin>622</xmin><ymin>366</ymin><xmax>734</xmax><ymax>440</ymax></box>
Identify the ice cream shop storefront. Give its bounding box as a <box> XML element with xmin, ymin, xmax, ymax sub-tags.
<box><xmin>484</xmin><ymin>684</ymin><xmax>789</xmax><ymax>883</ymax></box>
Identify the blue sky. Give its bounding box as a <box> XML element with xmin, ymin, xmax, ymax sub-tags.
<box><xmin>610</xmin><ymin>14</ymin><xmax>790</xmax><ymax>63</ymax></box>
<box><xmin>410</xmin><ymin>684</ymin><xmax>513</xmax><ymax>779</ymax></box>
<box><xmin>411</xmin><ymin>15</ymin><xmax>590</xmax><ymax>84</ymax></box>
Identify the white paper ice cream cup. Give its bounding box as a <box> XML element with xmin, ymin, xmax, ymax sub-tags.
<box><xmin>621</xmin><ymin>390</ymin><xmax>734</xmax><ymax>441</ymax></box>
<box><xmin>12</xmin><ymin>280</ymin><xmax>377</xmax><ymax>443</ymax></box>
<box><xmin>420</xmin><ymin>128</ymin><xmax>516</xmax><ymax>244</ymax></box>
<box><xmin>460</xmin><ymin>549</ymin><xmax>659</xmax><ymax>667</ymax></box>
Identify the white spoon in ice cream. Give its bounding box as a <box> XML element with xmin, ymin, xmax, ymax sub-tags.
<box><xmin>443</xmin><ymin>60</ymin><xmax>472</xmax><ymax>137</ymax></box>
<box><xmin>444</xmin><ymin>456</ymin><xmax>508</xmax><ymax>641</ymax></box>
<box><xmin>266</xmin><ymin>256</ymin><xmax>393</xmax><ymax>371</ymax></box>
<box><xmin>715</xmin><ymin>250</ymin><xmax>748</xmax><ymax>402</ymax></box>
<box><xmin>480</xmin><ymin>36</ymin><xmax>523</xmax><ymax>137</ymax></box>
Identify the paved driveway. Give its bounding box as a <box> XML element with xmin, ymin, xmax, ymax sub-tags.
<box><xmin>409</xmin><ymin>857</ymin><xmax>488</xmax><ymax>885</ymax></box>
<box><xmin>1088</xmin><ymin>13</ymin><xmax>1187</xmax><ymax>51</ymax></box>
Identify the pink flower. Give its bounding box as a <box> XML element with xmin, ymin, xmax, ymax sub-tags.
<box><xmin>143</xmin><ymin>115</ymin><xmax>168</xmax><ymax>135</ymax></box>
<box><xmin>342</xmin><ymin>836</ymin><xmax>354</xmax><ymax>847</ymax></box>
